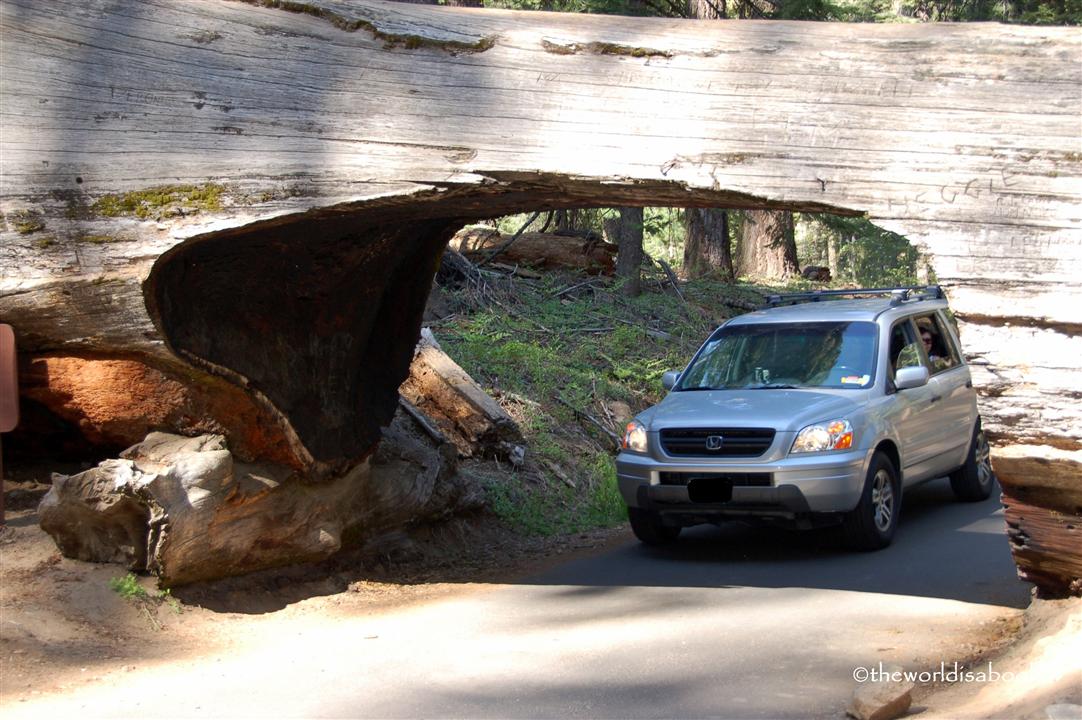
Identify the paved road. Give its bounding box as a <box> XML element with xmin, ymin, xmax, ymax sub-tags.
<box><xmin>7</xmin><ymin>481</ymin><xmax>1029</xmax><ymax>719</ymax></box>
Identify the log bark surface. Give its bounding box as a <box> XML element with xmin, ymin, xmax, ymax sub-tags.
<box><xmin>2</xmin><ymin>0</ymin><xmax>1080</xmax><ymax>586</ymax></box>
<box><xmin>452</xmin><ymin>228</ymin><xmax>617</xmax><ymax>272</ymax></box>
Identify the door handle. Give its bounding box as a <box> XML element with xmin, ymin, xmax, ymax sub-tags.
<box><xmin>930</xmin><ymin>395</ymin><xmax>942</xmax><ymax>404</ymax></box>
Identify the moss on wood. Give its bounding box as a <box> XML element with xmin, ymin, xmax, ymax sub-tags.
<box><xmin>92</xmin><ymin>184</ymin><xmax>225</xmax><ymax>220</ymax></box>
<box><xmin>588</xmin><ymin>42</ymin><xmax>672</xmax><ymax>59</ymax></box>
<box><xmin>80</xmin><ymin>234</ymin><xmax>124</xmax><ymax>244</ymax></box>
<box><xmin>10</xmin><ymin>209</ymin><xmax>46</xmax><ymax>234</ymax></box>
<box><xmin>541</xmin><ymin>39</ymin><xmax>672</xmax><ymax>58</ymax></box>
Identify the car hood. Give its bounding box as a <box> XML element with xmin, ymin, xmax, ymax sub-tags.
<box><xmin>640</xmin><ymin>389</ymin><xmax>864</xmax><ymax>434</ymax></box>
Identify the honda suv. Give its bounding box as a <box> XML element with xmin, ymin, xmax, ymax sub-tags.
<box><xmin>615</xmin><ymin>286</ymin><xmax>995</xmax><ymax>550</ymax></box>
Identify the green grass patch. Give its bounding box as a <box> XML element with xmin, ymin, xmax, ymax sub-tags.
<box><xmin>109</xmin><ymin>573</ymin><xmax>149</xmax><ymax>600</ymax></box>
<box><xmin>438</xmin><ymin>269</ymin><xmax>779</xmax><ymax>536</ymax></box>
<box><xmin>109</xmin><ymin>573</ymin><xmax>181</xmax><ymax>614</ymax></box>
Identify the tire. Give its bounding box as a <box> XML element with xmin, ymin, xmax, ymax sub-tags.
<box><xmin>628</xmin><ymin>507</ymin><xmax>681</xmax><ymax>545</ymax></box>
<box><xmin>842</xmin><ymin>451</ymin><xmax>900</xmax><ymax>551</ymax></box>
<box><xmin>950</xmin><ymin>422</ymin><xmax>996</xmax><ymax>502</ymax></box>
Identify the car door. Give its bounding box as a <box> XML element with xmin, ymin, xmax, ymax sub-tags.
<box><xmin>885</xmin><ymin>318</ymin><xmax>942</xmax><ymax>484</ymax></box>
<box><xmin>918</xmin><ymin>310</ymin><xmax>976</xmax><ymax>474</ymax></box>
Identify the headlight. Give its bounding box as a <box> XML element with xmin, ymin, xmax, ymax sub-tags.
<box><xmin>622</xmin><ymin>420</ymin><xmax>648</xmax><ymax>453</ymax></box>
<box><xmin>791</xmin><ymin>419</ymin><xmax>853</xmax><ymax>453</ymax></box>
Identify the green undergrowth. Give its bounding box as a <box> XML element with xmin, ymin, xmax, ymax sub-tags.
<box><xmin>437</xmin><ymin>267</ymin><xmax>791</xmax><ymax>536</ymax></box>
<box><xmin>110</xmin><ymin>573</ymin><xmax>182</xmax><ymax>620</ymax></box>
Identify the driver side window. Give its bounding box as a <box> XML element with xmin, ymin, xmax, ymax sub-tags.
<box><xmin>890</xmin><ymin>321</ymin><xmax>922</xmax><ymax>378</ymax></box>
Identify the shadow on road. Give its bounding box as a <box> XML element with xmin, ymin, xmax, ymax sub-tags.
<box><xmin>529</xmin><ymin>479</ymin><xmax>1030</xmax><ymax>609</ymax></box>
<box><xmin>169</xmin><ymin>477</ymin><xmax>1029</xmax><ymax>614</ymax></box>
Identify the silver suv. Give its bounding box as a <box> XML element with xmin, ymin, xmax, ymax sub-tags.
<box><xmin>615</xmin><ymin>287</ymin><xmax>995</xmax><ymax>550</ymax></box>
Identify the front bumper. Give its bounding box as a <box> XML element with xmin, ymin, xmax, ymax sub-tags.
<box><xmin>616</xmin><ymin>448</ymin><xmax>870</xmax><ymax>517</ymax></box>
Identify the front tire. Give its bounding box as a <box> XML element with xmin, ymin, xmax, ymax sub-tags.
<box><xmin>628</xmin><ymin>507</ymin><xmax>681</xmax><ymax>545</ymax></box>
<box><xmin>950</xmin><ymin>422</ymin><xmax>995</xmax><ymax>502</ymax></box>
<box><xmin>843</xmin><ymin>451</ymin><xmax>900</xmax><ymax>551</ymax></box>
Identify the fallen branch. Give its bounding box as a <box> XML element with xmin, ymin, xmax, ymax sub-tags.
<box><xmin>477</xmin><ymin>211</ymin><xmax>542</xmax><ymax>268</ymax></box>
<box><xmin>490</xmin><ymin>262</ymin><xmax>542</xmax><ymax>279</ymax></box>
<box><xmin>489</xmin><ymin>294</ymin><xmax>553</xmax><ymax>333</ymax></box>
<box><xmin>653</xmin><ymin>257</ymin><xmax>687</xmax><ymax>304</ymax></box>
<box><xmin>540</xmin><ymin>458</ymin><xmax>577</xmax><ymax>489</ymax></box>
<box><xmin>398</xmin><ymin>396</ymin><xmax>448</xmax><ymax>445</ymax></box>
<box><xmin>553</xmin><ymin>277</ymin><xmax>605</xmax><ymax>298</ymax></box>
<box><xmin>554</xmin><ymin>395</ymin><xmax>621</xmax><ymax>448</ymax></box>
<box><xmin>492</xmin><ymin>389</ymin><xmax>542</xmax><ymax>410</ymax></box>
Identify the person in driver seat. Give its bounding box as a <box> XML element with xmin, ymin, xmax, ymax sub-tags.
<box><xmin>920</xmin><ymin>328</ymin><xmax>952</xmax><ymax>371</ymax></box>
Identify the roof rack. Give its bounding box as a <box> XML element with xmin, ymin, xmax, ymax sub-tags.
<box><xmin>764</xmin><ymin>285</ymin><xmax>944</xmax><ymax>308</ymax></box>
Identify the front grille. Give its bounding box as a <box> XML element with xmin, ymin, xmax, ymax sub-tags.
<box><xmin>659</xmin><ymin>472</ymin><xmax>773</xmax><ymax>487</ymax></box>
<box><xmin>659</xmin><ymin>428</ymin><xmax>776</xmax><ymax>458</ymax></box>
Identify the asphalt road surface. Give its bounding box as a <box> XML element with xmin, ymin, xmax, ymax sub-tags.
<box><xmin>7</xmin><ymin>480</ymin><xmax>1030</xmax><ymax>719</ymax></box>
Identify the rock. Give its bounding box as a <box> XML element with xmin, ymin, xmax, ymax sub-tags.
<box><xmin>607</xmin><ymin>401</ymin><xmax>633</xmax><ymax>426</ymax></box>
<box><xmin>39</xmin><ymin>422</ymin><xmax>467</xmax><ymax>586</ymax></box>
<box><xmin>38</xmin><ymin>460</ymin><xmax>151</xmax><ymax>569</ymax></box>
<box><xmin>847</xmin><ymin>666</ymin><xmax>915</xmax><ymax>720</ymax></box>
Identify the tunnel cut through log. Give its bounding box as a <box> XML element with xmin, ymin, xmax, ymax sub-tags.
<box><xmin>145</xmin><ymin>179</ymin><xmax>856</xmax><ymax>474</ymax></box>
<box><xmin>147</xmin><ymin>210</ymin><xmax>460</xmax><ymax>474</ymax></box>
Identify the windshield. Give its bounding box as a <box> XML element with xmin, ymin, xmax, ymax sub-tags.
<box><xmin>675</xmin><ymin>321</ymin><xmax>877</xmax><ymax>391</ymax></box>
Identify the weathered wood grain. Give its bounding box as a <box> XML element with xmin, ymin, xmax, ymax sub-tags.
<box><xmin>1</xmin><ymin>0</ymin><xmax>1080</xmax><ymax>585</ymax></box>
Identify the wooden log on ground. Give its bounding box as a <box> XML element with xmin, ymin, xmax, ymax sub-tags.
<box><xmin>400</xmin><ymin>330</ymin><xmax>524</xmax><ymax>459</ymax></box>
<box><xmin>995</xmin><ymin>446</ymin><xmax>1082</xmax><ymax>597</ymax></box>
<box><xmin>1</xmin><ymin>0</ymin><xmax>1079</xmax><ymax>586</ymax></box>
<box><xmin>452</xmin><ymin>228</ymin><xmax>617</xmax><ymax>273</ymax></box>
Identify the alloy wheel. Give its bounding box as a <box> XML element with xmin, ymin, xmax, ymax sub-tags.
<box><xmin>975</xmin><ymin>430</ymin><xmax>993</xmax><ymax>489</ymax></box>
<box><xmin>871</xmin><ymin>469</ymin><xmax>894</xmax><ymax>532</ymax></box>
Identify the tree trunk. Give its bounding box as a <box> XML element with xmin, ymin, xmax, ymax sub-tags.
<box><xmin>826</xmin><ymin>233</ymin><xmax>839</xmax><ymax>281</ymax></box>
<box><xmin>737</xmin><ymin>210</ymin><xmax>799</xmax><ymax>280</ymax></box>
<box><xmin>2</xmin><ymin>0</ymin><xmax>1080</xmax><ymax>590</ymax></box>
<box><xmin>615</xmin><ymin>207</ymin><xmax>645</xmax><ymax>297</ymax></box>
<box><xmin>683</xmin><ymin>209</ymin><xmax>733</xmax><ymax>280</ymax></box>
<box><xmin>683</xmin><ymin>0</ymin><xmax>734</xmax><ymax>280</ymax></box>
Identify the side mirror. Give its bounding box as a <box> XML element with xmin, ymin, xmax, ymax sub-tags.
<box><xmin>662</xmin><ymin>370</ymin><xmax>681</xmax><ymax>391</ymax></box>
<box><xmin>894</xmin><ymin>365</ymin><xmax>930</xmax><ymax>391</ymax></box>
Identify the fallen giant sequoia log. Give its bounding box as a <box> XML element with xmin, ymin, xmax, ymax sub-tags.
<box><xmin>2</xmin><ymin>0</ymin><xmax>1080</xmax><ymax>589</ymax></box>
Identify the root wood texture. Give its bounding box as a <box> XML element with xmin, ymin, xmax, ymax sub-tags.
<box><xmin>2</xmin><ymin>1</ymin><xmax>1080</xmax><ymax>588</ymax></box>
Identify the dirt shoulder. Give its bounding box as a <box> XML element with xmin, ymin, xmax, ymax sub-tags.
<box><xmin>916</xmin><ymin>596</ymin><xmax>1082</xmax><ymax>719</ymax></box>
<box><xmin>1</xmin><ymin>485</ymin><xmax>630</xmax><ymax>704</ymax></box>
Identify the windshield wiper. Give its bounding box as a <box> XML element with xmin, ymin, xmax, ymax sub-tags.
<box><xmin>748</xmin><ymin>383</ymin><xmax>799</xmax><ymax>389</ymax></box>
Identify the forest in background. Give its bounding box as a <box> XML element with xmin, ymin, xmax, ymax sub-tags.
<box><xmin>493</xmin><ymin>209</ymin><xmax>927</xmax><ymax>289</ymax></box>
